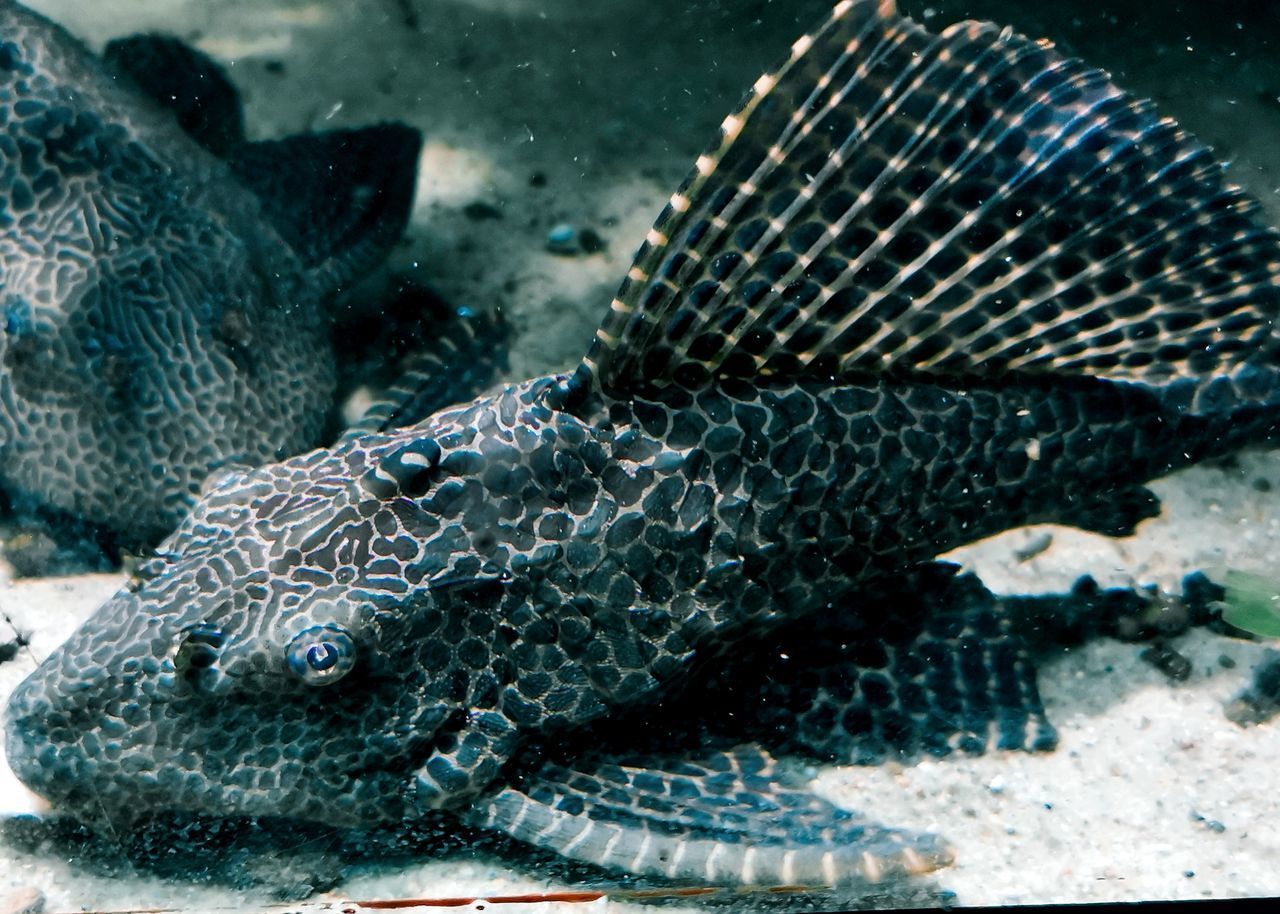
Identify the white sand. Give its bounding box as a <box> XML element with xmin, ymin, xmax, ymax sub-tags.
<box><xmin>0</xmin><ymin>0</ymin><xmax>1278</xmax><ymax>910</ymax></box>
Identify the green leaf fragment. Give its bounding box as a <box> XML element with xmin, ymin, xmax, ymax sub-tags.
<box><xmin>1219</xmin><ymin>569</ymin><xmax>1280</xmax><ymax>639</ymax></box>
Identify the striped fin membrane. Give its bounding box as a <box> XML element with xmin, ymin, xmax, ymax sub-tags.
<box><xmin>465</xmin><ymin>744</ymin><xmax>949</xmax><ymax>887</ymax></box>
<box><xmin>563</xmin><ymin>0</ymin><xmax>1280</xmax><ymax>405</ymax></box>
<box><xmin>470</xmin><ymin>570</ymin><xmax>1093</xmax><ymax>888</ymax></box>
<box><xmin>341</xmin><ymin>290</ymin><xmax>511</xmax><ymax>442</ymax></box>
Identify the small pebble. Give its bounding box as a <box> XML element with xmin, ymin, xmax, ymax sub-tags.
<box><xmin>0</xmin><ymin>636</ymin><xmax>24</xmax><ymax>663</ymax></box>
<box><xmin>1190</xmin><ymin>811</ymin><xmax>1227</xmax><ymax>833</ymax></box>
<box><xmin>546</xmin><ymin>223</ymin><xmax>606</xmax><ymax>256</ymax></box>
<box><xmin>987</xmin><ymin>775</ymin><xmax>1005</xmax><ymax>795</ymax></box>
<box><xmin>578</xmin><ymin>227</ymin><xmax>606</xmax><ymax>253</ymax></box>
<box><xmin>546</xmin><ymin>222</ymin><xmax>577</xmax><ymax>254</ymax></box>
<box><xmin>1225</xmin><ymin>649</ymin><xmax>1280</xmax><ymax>726</ymax></box>
<box><xmin>1140</xmin><ymin>643</ymin><xmax>1193</xmax><ymax>682</ymax></box>
<box><xmin>1013</xmin><ymin>530</ymin><xmax>1053</xmax><ymax>562</ymax></box>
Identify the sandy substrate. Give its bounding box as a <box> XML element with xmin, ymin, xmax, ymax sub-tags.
<box><xmin>0</xmin><ymin>0</ymin><xmax>1279</xmax><ymax>910</ymax></box>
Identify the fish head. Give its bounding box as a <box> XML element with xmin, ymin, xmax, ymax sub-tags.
<box><xmin>4</xmin><ymin>385</ymin><xmax>572</xmax><ymax>826</ymax></box>
<box><xmin>0</xmin><ymin>3</ymin><xmax>422</xmax><ymax>546</ymax></box>
<box><xmin>0</xmin><ymin>36</ymin><xmax>337</xmax><ymax>543</ymax></box>
<box><xmin>5</xmin><ymin>468</ymin><xmax>429</xmax><ymax>827</ymax></box>
<box><xmin>2</xmin><ymin>229</ymin><xmax>335</xmax><ymax>545</ymax></box>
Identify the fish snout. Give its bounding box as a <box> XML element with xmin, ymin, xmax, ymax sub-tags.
<box><xmin>4</xmin><ymin>669</ymin><xmax>118</xmax><ymax>818</ymax></box>
<box><xmin>5</xmin><ymin>674</ymin><xmax>64</xmax><ymax>803</ymax></box>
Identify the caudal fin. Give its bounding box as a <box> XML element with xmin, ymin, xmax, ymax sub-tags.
<box><xmin>228</xmin><ymin>124</ymin><xmax>423</xmax><ymax>288</ymax></box>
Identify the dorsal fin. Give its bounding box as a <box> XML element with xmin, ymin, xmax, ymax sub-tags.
<box><xmin>103</xmin><ymin>34</ymin><xmax>245</xmax><ymax>157</ymax></box>
<box><xmin>227</xmin><ymin>124</ymin><xmax>423</xmax><ymax>287</ymax></box>
<box><xmin>564</xmin><ymin>0</ymin><xmax>1280</xmax><ymax>401</ymax></box>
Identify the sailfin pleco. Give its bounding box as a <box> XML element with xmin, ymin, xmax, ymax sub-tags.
<box><xmin>8</xmin><ymin>0</ymin><xmax>1280</xmax><ymax>894</ymax></box>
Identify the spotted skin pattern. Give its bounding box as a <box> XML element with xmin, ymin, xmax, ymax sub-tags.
<box><xmin>9</xmin><ymin>0</ymin><xmax>1280</xmax><ymax>891</ymax></box>
<box><xmin>485</xmin><ymin>566</ymin><xmax>1210</xmax><ymax>887</ymax></box>
<box><xmin>4</xmin><ymin>372</ymin><xmax>1265</xmax><ymax>883</ymax></box>
<box><xmin>0</xmin><ymin>1</ymin><xmax>419</xmax><ymax>547</ymax></box>
<box><xmin>481</xmin><ymin>570</ymin><xmax>1155</xmax><ymax>886</ymax></box>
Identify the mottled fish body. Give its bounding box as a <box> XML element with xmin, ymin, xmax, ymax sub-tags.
<box><xmin>0</xmin><ymin>0</ymin><xmax>421</xmax><ymax>547</ymax></box>
<box><xmin>8</xmin><ymin>0</ymin><xmax>1280</xmax><ymax>890</ymax></box>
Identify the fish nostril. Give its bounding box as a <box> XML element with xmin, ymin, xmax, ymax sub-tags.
<box><xmin>173</xmin><ymin>623</ymin><xmax>228</xmax><ymax>695</ymax></box>
<box><xmin>179</xmin><ymin>642</ymin><xmax>219</xmax><ymax>671</ymax></box>
<box><xmin>173</xmin><ymin>622</ymin><xmax>225</xmax><ymax>674</ymax></box>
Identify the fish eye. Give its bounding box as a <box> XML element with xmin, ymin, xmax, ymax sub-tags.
<box><xmin>286</xmin><ymin>624</ymin><xmax>356</xmax><ymax>686</ymax></box>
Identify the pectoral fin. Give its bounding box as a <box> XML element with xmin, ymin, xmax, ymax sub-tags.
<box><xmin>465</xmin><ymin>743</ymin><xmax>950</xmax><ymax>887</ymax></box>
<box><xmin>103</xmin><ymin>33</ymin><xmax>245</xmax><ymax>156</ymax></box>
<box><xmin>341</xmin><ymin>284</ymin><xmax>510</xmax><ymax>440</ymax></box>
<box><xmin>228</xmin><ymin>124</ymin><xmax>422</xmax><ymax>287</ymax></box>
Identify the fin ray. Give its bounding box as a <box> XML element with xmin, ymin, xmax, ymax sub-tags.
<box><xmin>741</xmin><ymin>25</ymin><xmax>1064</xmax><ymax>370</ymax></box>
<box><xmin>341</xmin><ymin>298</ymin><xmax>509</xmax><ymax>440</ymax></box>
<box><xmin>566</xmin><ymin>0</ymin><xmax>1280</xmax><ymax>402</ymax></box>
<box><xmin>467</xmin><ymin>743</ymin><xmax>949</xmax><ymax>886</ymax></box>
